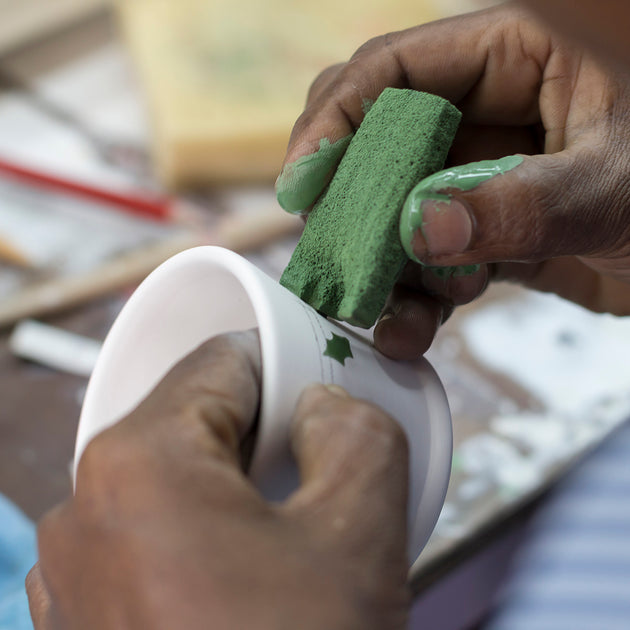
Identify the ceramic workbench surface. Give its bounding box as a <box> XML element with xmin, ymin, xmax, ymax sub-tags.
<box><xmin>1</xmin><ymin>6</ymin><xmax>630</xmax><ymax>597</ymax></box>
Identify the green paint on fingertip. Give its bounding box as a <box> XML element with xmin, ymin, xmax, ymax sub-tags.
<box><xmin>428</xmin><ymin>264</ymin><xmax>480</xmax><ymax>280</ymax></box>
<box><xmin>453</xmin><ymin>264</ymin><xmax>481</xmax><ymax>277</ymax></box>
<box><xmin>323</xmin><ymin>332</ymin><xmax>353</xmax><ymax>365</ymax></box>
<box><xmin>400</xmin><ymin>155</ymin><xmax>524</xmax><ymax>260</ymax></box>
<box><xmin>276</xmin><ymin>135</ymin><xmax>353</xmax><ymax>214</ymax></box>
<box><xmin>428</xmin><ymin>266</ymin><xmax>454</xmax><ymax>280</ymax></box>
<box><xmin>416</xmin><ymin>155</ymin><xmax>524</xmax><ymax>194</ymax></box>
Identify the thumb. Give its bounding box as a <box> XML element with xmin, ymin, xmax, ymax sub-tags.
<box><xmin>285</xmin><ymin>384</ymin><xmax>408</xmax><ymax>553</ymax></box>
<box><xmin>399</xmin><ymin>151</ymin><xmax>628</xmax><ymax>267</ymax></box>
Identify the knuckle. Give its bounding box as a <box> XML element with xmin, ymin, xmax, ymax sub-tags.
<box><xmin>78</xmin><ymin>431</ymin><xmax>130</xmax><ymax>485</ymax></box>
<box><xmin>307</xmin><ymin>63</ymin><xmax>344</xmax><ymax>102</ymax></box>
<box><xmin>148</xmin><ymin>332</ymin><xmax>259</xmax><ymax>436</ymax></box>
<box><xmin>511</xmin><ymin>151</ymin><xmax>630</xmax><ymax>260</ymax></box>
<box><xmin>36</xmin><ymin>502</ymin><xmax>75</xmax><ymax>571</ymax></box>
<box><xmin>185</xmin><ymin>398</ymin><xmax>242</xmax><ymax>463</ymax></box>
<box><xmin>163</xmin><ymin>334</ymin><xmax>237</xmax><ymax>384</ymax></box>
<box><xmin>520</xmin><ymin>167</ymin><xmax>570</xmax><ymax>256</ymax></box>
<box><xmin>168</xmin><ymin>334</ymin><xmax>234</xmax><ymax>380</ymax></box>
<box><xmin>350</xmin><ymin>34</ymin><xmax>388</xmax><ymax>60</ymax></box>
<box><xmin>75</xmin><ymin>430</ymin><xmax>147</xmax><ymax>516</ymax></box>
<box><xmin>525</xmin><ymin>170</ymin><xmax>586</xmax><ymax>257</ymax></box>
<box><xmin>476</xmin><ymin>157</ymin><xmax>566</xmax><ymax>261</ymax></box>
<box><xmin>196</xmin><ymin>332</ymin><xmax>245</xmax><ymax>358</ymax></box>
<box><xmin>291</xmin><ymin>107</ymin><xmax>318</xmax><ymax>140</ymax></box>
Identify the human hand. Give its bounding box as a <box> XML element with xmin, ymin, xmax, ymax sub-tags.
<box><xmin>276</xmin><ymin>3</ymin><xmax>630</xmax><ymax>359</ymax></box>
<box><xmin>26</xmin><ymin>332</ymin><xmax>410</xmax><ymax>630</ymax></box>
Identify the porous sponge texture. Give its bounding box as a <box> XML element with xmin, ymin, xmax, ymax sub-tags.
<box><xmin>280</xmin><ymin>88</ymin><xmax>461</xmax><ymax>328</ymax></box>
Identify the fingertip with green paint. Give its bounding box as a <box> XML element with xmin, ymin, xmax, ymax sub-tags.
<box><xmin>427</xmin><ymin>264</ymin><xmax>481</xmax><ymax>280</ymax></box>
<box><xmin>400</xmin><ymin>155</ymin><xmax>524</xmax><ymax>263</ymax></box>
<box><xmin>275</xmin><ymin>134</ymin><xmax>353</xmax><ymax>214</ymax></box>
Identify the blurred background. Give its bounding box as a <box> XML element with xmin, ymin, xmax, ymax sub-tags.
<box><xmin>0</xmin><ymin>1</ymin><xmax>629</xmax><ymax>630</ymax></box>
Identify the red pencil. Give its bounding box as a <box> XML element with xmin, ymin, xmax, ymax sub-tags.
<box><xmin>0</xmin><ymin>155</ymin><xmax>173</xmax><ymax>221</ymax></box>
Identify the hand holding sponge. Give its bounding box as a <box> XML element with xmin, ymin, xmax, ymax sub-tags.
<box><xmin>280</xmin><ymin>88</ymin><xmax>461</xmax><ymax>328</ymax></box>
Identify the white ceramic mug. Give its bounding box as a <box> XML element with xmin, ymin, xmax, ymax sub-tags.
<box><xmin>75</xmin><ymin>246</ymin><xmax>452</xmax><ymax>570</ymax></box>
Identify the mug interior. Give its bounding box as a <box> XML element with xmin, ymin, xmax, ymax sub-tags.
<box><xmin>74</xmin><ymin>249</ymin><xmax>260</xmax><ymax>479</ymax></box>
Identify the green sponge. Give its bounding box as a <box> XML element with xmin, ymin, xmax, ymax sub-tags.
<box><xmin>280</xmin><ymin>87</ymin><xmax>462</xmax><ymax>328</ymax></box>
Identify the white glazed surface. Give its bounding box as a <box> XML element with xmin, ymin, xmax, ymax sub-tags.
<box><xmin>75</xmin><ymin>246</ymin><xmax>452</xmax><ymax>568</ymax></box>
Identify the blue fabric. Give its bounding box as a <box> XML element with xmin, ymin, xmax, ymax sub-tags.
<box><xmin>485</xmin><ymin>420</ymin><xmax>630</xmax><ymax>630</ymax></box>
<box><xmin>0</xmin><ymin>495</ymin><xmax>36</xmax><ymax>630</ymax></box>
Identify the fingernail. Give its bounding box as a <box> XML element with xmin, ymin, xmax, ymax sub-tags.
<box><xmin>378</xmin><ymin>310</ymin><xmax>394</xmax><ymax>324</ymax></box>
<box><xmin>377</xmin><ymin>300</ymin><xmax>400</xmax><ymax>324</ymax></box>
<box><xmin>324</xmin><ymin>384</ymin><xmax>349</xmax><ymax>397</ymax></box>
<box><xmin>302</xmin><ymin>382</ymin><xmax>349</xmax><ymax>399</ymax></box>
<box><xmin>276</xmin><ymin>135</ymin><xmax>353</xmax><ymax>214</ymax></box>
<box><xmin>410</xmin><ymin>197</ymin><xmax>473</xmax><ymax>260</ymax></box>
<box><xmin>401</xmin><ymin>187</ymin><xmax>473</xmax><ymax>263</ymax></box>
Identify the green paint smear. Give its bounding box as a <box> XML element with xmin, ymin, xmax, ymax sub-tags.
<box><xmin>323</xmin><ymin>332</ymin><xmax>353</xmax><ymax>365</ymax></box>
<box><xmin>400</xmin><ymin>155</ymin><xmax>524</xmax><ymax>262</ymax></box>
<box><xmin>276</xmin><ymin>135</ymin><xmax>353</xmax><ymax>214</ymax></box>
<box><xmin>428</xmin><ymin>263</ymin><xmax>480</xmax><ymax>279</ymax></box>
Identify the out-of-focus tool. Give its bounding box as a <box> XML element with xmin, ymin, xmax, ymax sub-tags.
<box><xmin>0</xmin><ymin>208</ymin><xmax>301</xmax><ymax>327</ymax></box>
<box><xmin>0</xmin><ymin>0</ymin><xmax>109</xmax><ymax>54</ymax></box>
<box><xmin>0</xmin><ymin>237</ymin><xmax>30</xmax><ymax>267</ymax></box>
<box><xmin>0</xmin><ymin>156</ymin><xmax>171</xmax><ymax>222</ymax></box>
<box><xmin>9</xmin><ymin>319</ymin><xmax>102</xmax><ymax>377</ymax></box>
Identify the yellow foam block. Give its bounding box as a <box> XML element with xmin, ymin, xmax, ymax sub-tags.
<box><xmin>116</xmin><ymin>0</ymin><xmax>475</xmax><ymax>188</ymax></box>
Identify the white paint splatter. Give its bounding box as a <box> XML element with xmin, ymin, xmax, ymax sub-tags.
<box><xmin>461</xmin><ymin>292</ymin><xmax>630</xmax><ymax>418</ymax></box>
